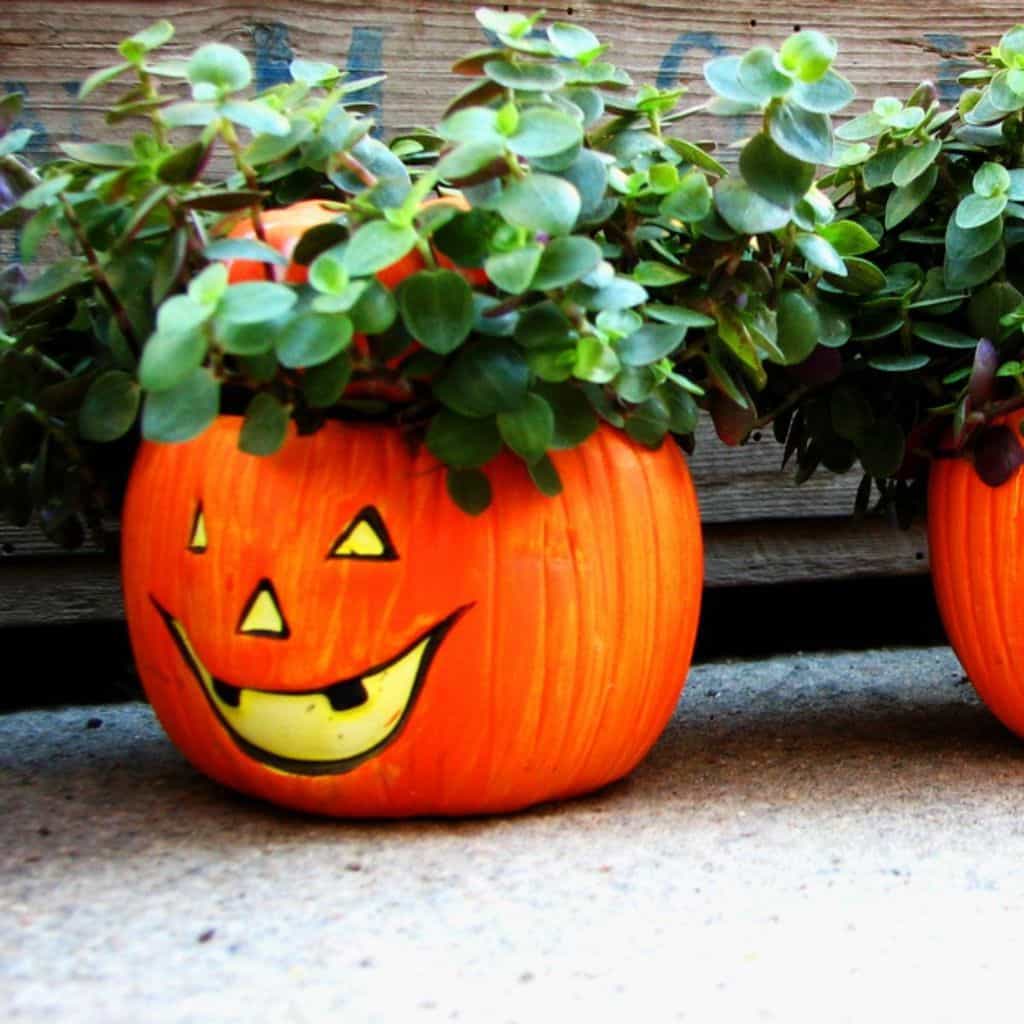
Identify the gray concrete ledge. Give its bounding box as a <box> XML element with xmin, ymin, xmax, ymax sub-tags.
<box><xmin>4</xmin><ymin>647</ymin><xmax>1024</xmax><ymax>1022</ymax></box>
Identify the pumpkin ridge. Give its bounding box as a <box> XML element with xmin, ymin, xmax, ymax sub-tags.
<box><xmin>575</xmin><ymin>430</ymin><xmax>631</xmax><ymax>783</ymax></box>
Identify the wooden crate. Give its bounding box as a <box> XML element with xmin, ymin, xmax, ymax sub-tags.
<box><xmin>2</xmin><ymin>0</ymin><xmax>983</xmax><ymax>623</ymax></box>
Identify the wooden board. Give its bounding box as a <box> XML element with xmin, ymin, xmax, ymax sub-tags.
<box><xmin>0</xmin><ymin>0</ymin><xmax>1011</xmax><ymax>164</ymax></box>
<box><xmin>0</xmin><ymin>516</ymin><xmax>930</xmax><ymax>625</ymax></box>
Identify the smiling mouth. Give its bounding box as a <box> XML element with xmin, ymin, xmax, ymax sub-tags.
<box><xmin>151</xmin><ymin>597</ymin><xmax>469</xmax><ymax>776</ymax></box>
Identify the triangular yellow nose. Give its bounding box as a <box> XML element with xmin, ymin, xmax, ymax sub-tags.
<box><xmin>238</xmin><ymin>579</ymin><xmax>290</xmax><ymax>639</ymax></box>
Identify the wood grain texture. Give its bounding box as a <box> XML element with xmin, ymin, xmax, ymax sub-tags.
<box><xmin>0</xmin><ymin>2</ymin><xmax>1010</xmax><ymax>162</ymax></box>
<box><xmin>0</xmin><ymin>516</ymin><xmax>928</xmax><ymax>625</ymax></box>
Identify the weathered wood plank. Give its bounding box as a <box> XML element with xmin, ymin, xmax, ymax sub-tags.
<box><xmin>0</xmin><ymin>516</ymin><xmax>929</xmax><ymax>625</ymax></box>
<box><xmin>704</xmin><ymin>517</ymin><xmax>928</xmax><ymax>587</ymax></box>
<box><xmin>0</xmin><ymin>0</ymin><xmax>1011</xmax><ymax>165</ymax></box>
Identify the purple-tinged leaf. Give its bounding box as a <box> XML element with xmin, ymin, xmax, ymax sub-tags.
<box><xmin>973</xmin><ymin>423</ymin><xmax>1024</xmax><ymax>487</ymax></box>
<box><xmin>968</xmin><ymin>337</ymin><xmax>998</xmax><ymax>407</ymax></box>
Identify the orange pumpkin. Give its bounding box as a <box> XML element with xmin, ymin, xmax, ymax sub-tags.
<box><xmin>929</xmin><ymin>408</ymin><xmax>1024</xmax><ymax>736</ymax></box>
<box><xmin>224</xmin><ymin>195</ymin><xmax>485</xmax><ymax>288</ymax></box>
<box><xmin>121</xmin><ymin>418</ymin><xmax>703</xmax><ymax>817</ymax></box>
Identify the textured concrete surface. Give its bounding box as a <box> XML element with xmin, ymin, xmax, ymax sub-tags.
<box><xmin>5</xmin><ymin>647</ymin><xmax>1024</xmax><ymax>1023</ymax></box>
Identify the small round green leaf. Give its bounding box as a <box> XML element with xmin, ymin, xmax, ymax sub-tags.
<box><xmin>139</xmin><ymin>327</ymin><xmax>207</xmax><ymax>392</ymax></box>
<box><xmin>547</xmin><ymin>21</ymin><xmax>601</xmax><ymax>59</ymax></box>
<box><xmin>437</xmin><ymin>140</ymin><xmax>506</xmax><ymax>182</ymax></box>
<box><xmin>483</xmin><ymin>59</ymin><xmax>566</xmax><ymax>92</ymax></box>
<box><xmin>560</xmin><ymin>149</ymin><xmax>610</xmax><ymax>222</ymax></box>
<box><xmin>187</xmin><ymin>263</ymin><xmax>229</xmax><ymax>308</ymax></box>
<box><xmin>779</xmin><ymin>30</ymin><xmax>836</xmax><ymax>83</ymax></box>
<box><xmin>446</xmin><ymin>467</ymin><xmax>493</xmax><ymax>515</ymax></box>
<box><xmin>290</xmin><ymin>58</ymin><xmax>340</xmax><ymax>85</ymax></box>
<box><xmin>867</xmin><ymin>354</ymin><xmax>930</xmax><ymax>372</ymax></box>
<box><xmin>218</xmin><ymin>318</ymin><xmax>278</xmax><ymax>356</ymax></box>
<box><xmin>398</xmin><ymin>270</ymin><xmax>474</xmax><ymax>354</ymax></box>
<box><xmin>275</xmin><ymin>311</ymin><xmax>353</xmax><ymax>368</ymax></box>
<box><xmin>426</xmin><ymin>408</ymin><xmax>502</xmax><ymax>467</ymax></box>
<box><xmin>530</xmin><ymin>236</ymin><xmax>602</xmax><ymax>291</ymax></box>
<box><xmin>625</xmin><ymin>393</ymin><xmax>671</xmax><ymax>448</ymax></box>
<box><xmin>662</xmin><ymin>382</ymin><xmax>699</xmax><ymax>434</ymax></box>
<box><xmin>660</xmin><ymin>170</ymin><xmax>713</xmax><ymax>222</ymax></box>
<box><xmin>433</xmin><ymin>341</ymin><xmax>530</xmax><ymax>417</ymax></box>
<box><xmin>527</xmin><ymin>454</ymin><xmax>563</xmax><ymax>496</ymax></box>
<box><xmin>631</xmin><ymin>261</ymin><xmax>689</xmax><ymax>287</ymax></box>
<box><xmin>777</xmin><ymin>290</ymin><xmax>821</xmax><ymax>365</ymax></box>
<box><xmin>484</xmin><ymin>245</ymin><xmax>543</xmax><ymax>294</ymax></box>
<box><xmin>79</xmin><ymin>371</ymin><xmax>140</xmax><ymax>442</ymax></box>
<box><xmin>142</xmin><ymin>368</ymin><xmax>220</xmax><ymax>443</ymax></box>
<box><xmin>795</xmin><ymin>232</ymin><xmax>846</xmax><ymax>276</ymax></box>
<box><xmin>974</xmin><ymin>162</ymin><xmax>1011</xmax><ymax>199</ymax></box>
<box><xmin>497</xmin><ymin>393</ymin><xmax>555</xmax><ymax>463</ymax></box>
<box><xmin>739</xmin><ymin>132</ymin><xmax>814</xmax><ymax>209</ymax></box>
<box><xmin>218</xmin><ymin>282</ymin><xmax>297</xmax><ymax>325</ymax></box>
<box><xmin>11</xmin><ymin>260</ymin><xmax>86</xmax><ymax>305</ymax></box>
<box><xmin>303</xmin><ymin>352</ymin><xmax>353</xmax><ymax>407</ymax></box>
<box><xmin>704</xmin><ymin>56</ymin><xmax>760</xmax><ymax>104</ymax></box>
<box><xmin>204</xmin><ymin>238</ymin><xmax>288</xmax><ymax>267</ymax></box>
<box><xmin>239</xmin><ymin>393</ymin><xmax>289</xmax><ymax>455</ymax></box>
<box><xmin>220</xmin><ymin>100</ymin><xmax>290</xmax><ymax>137</ymax></box>
<box><xmin>572</xmin><ymin>276</ymin><xmax>648</xmax><ymax>312</ymax></box>
<box><xmin>350</xmin><ymin>279</ymin><xmax>398</xmax><ymax>334</ymax></box>
<box><xmin>892</xmin><ymin>138</ymin><xmax>942</xmax><ymax>188</ymax></box>
<box><xmin>911</xmin><ymin>322</ymin><xmax>977</xmax><ymax>349</ymax></box>
<box><xmin>535</xmin><ymin>384</ymin><xmax>598</xmax><ymax>449</ymax></box>
<box><xmin>342</xmin><ymin>220</ymin><xmax>418</xmax><ymax>278</ymax></box>
<box><xmin>738</xmin><ymin>46</ymin><xmax>793</xmax><ymax>100</ymax></box>
<box><xmin>618</xmin><ymin>323</ymin><xmax>687</xmax><ymax>366</ymax></box>
<box><xmin>187</xmin><ymin>43</ymin><xmax>252</xmax><ymax>94</ymax></box>
<box><xmin>793</xmin><ymin>70</ymin><xmax>855</xmax><ymax>114</ymax></box>
<box><xmin>515</xmin><ymin>302</ymin><xmax>573</xmax><ymax>349</ymax></box>
<box><xmin>885</xmin><ymin>165</ymin><xmax>939</xmax><ymax>230</ymax></box>
<box><xmin>818</xmin><ymin>220</ymin><xmax>879</xmax><ymax>257</ymax></box>
<box><xmin>768</xmin><ymin>100</ymin><xmax>833</xmax><ymax>164</ymax></box>
<box><xmin>956</xmin><ymin>192</ymin><xmax>1008</xmax><ymax>230</ymax></box>
<box><xmin>574</xmin><ymin>336</ymin><xmax>620</xmax><ymax>383</ymax></box>
<box><xmin>507</xmin><ymin>107</ymin><xmax>584</xmax><ymax>159</ymax></box>
<box><xmin>498</xmin><ymin>174</ymin><xmax>582</xmax><ymax>236</ymax></box>
<box><xmin>714</xmin><ymin>178</ymin><xmax>791</xmax><ymax>234</ymax></box>
<box><xmin>309</xmin><ymin>250</ymin><xmax>350</xmax><ymax>296</ymax></box>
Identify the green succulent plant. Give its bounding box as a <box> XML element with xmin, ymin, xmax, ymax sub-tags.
<box><xmin>706</xmin><ymin>24</ymin><xmax>1024</xmax><ymax>522</ymax></box>
<box><xmin>8</xmin><ymin>7</ymin><xmax>1024</xmax><ymax>550</ymax></box>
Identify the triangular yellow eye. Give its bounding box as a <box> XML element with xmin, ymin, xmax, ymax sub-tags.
<box><xmin>329</xmin><ymin>506</ymin><xmax>398</xmax><ymax>561</ymax></box>
<box><xmin>237</xmin><ymin>579</ymin><xmax>290</xmax><ymax>639</ymax></box>
<box><xmin>188</xmin><ymin>504</ymin><xmax>208</xmax><ymax>553</ymax></box>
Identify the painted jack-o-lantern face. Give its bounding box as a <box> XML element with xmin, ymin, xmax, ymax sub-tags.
<box><xmin>122</xmin><ymin>418</ymin><xmax>703</xmax><ymax>818</ymax></box>
<box><xmin>150</xmin><ymin>499</ymin><xmax>468</xmax><ymax>776</ymax></box>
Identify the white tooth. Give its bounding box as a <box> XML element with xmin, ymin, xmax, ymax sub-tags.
<box><xmin>179</xmin><ymin>619</ymin><xmax>432</xmax><ymax>764</ymax></box>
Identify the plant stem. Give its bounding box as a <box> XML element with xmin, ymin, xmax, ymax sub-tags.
<box><xmin>219</xmin><ymin>118</ymin><xmax>274</xmax><ymax>279</ymax></box>
<box><xmin>58</xmin><ymin>195</ymin><xmax>141</xmax><ymax>354</ymax></box>
<box><xmin>335</xmin><ymin>151</ymin><xmax>379</xmax><ymax>189</ymax></box>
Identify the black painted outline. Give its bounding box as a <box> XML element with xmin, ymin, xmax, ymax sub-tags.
<box><xmin>235</xmin><ymin>578</ymin><xmax>291</xmax><ymax>640</ymax></box>
<box><xmin>150</xmin><ymin>596</ymin><xmax>472</xmax><ymax>777</ymax></box>
<box><xmin>187</xmin><ymin>502</ymin><xmax>207</xmax><ymax>554</ymax></box>
<box><xmin>327</xmin><ymin>505</ymin><xmax>398</xmax><ymax>562</ymax></box>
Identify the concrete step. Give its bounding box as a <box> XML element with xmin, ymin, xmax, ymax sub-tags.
<box><xmin>4</xmin><ymin>646</ymin><xmax>1024</xmax><ymax>1022</ymax></box>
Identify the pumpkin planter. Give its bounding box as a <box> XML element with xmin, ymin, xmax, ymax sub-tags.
<box><xmin>121</xmin><ymin>417</ymin><xmax>703</xmax><ymax>817</ymax></box>
<box><xmin>928</xmin><ymin>410</ymin><xmax>1024</xmax><ymax>737</ymax></box>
